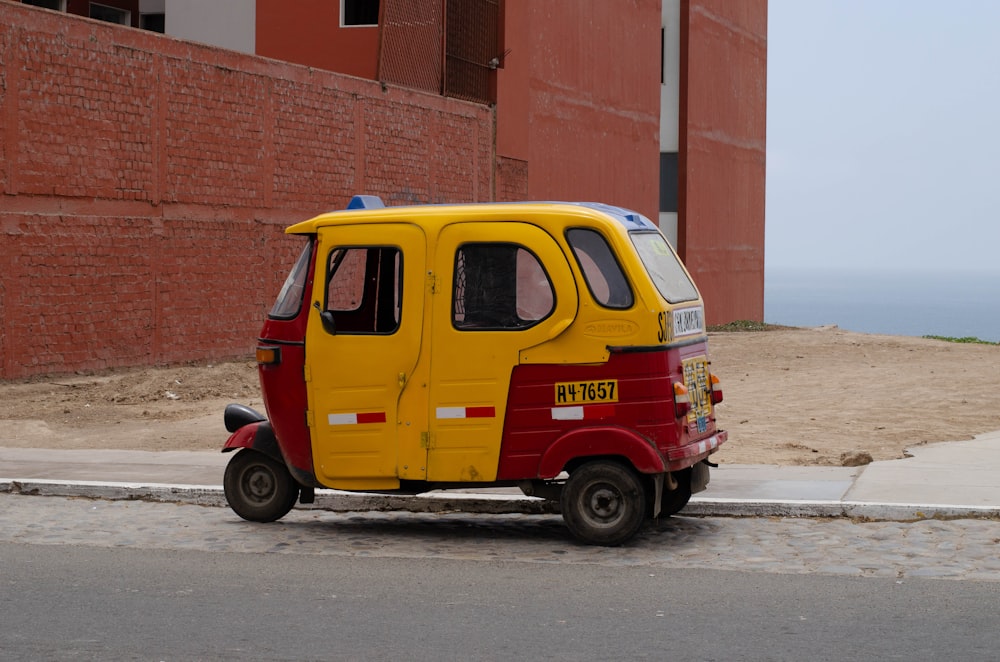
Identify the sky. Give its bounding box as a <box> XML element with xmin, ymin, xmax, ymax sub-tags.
<box><xmin>765</xmin><ymin>0</ymin><xmax>1000</xmax><ymax>273</ymax></box>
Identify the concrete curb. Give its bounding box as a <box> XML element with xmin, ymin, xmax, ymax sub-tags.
<box><xmin>4</xmin><ymin>478</ymin><xmax>1000</xmax><ymax>522</ymax></box>
<box><xmin>683</xmin><ymin>498</ymin><xmax>1000</xmax><ymax>521</ymax></box>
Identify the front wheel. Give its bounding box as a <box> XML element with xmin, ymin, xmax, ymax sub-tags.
<box><xmin>224</xmin><ymin>449</ymin><xmax>299</xmax><ymax>522</ymax></box>
<box><xmin>560</xmin><ymin>461</ymin><xmax>646</xmax><ymax>546</ymax></box>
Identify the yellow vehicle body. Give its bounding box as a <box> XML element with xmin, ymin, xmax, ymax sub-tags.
<box><xmin>222</xmin><ymin>196</ymin><xmax>726</xmax><ymax>545</ymax></box>
<box><xmin>286</xmin><ymin>203</ymin><xmax>705</xmax><ymax>490</ymax></box>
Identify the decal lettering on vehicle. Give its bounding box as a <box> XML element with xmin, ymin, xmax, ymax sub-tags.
<box><xmin>672</xmin><ymin>306</ymin><xmax>704</xmax><ymax>338</ymax></box>
<box><xmin>657</xmin><ymin>310</ymin><xmax>670</xmax><ymax>343</ymax></box>
<box><xmin>554</xmin><ymin>380</ymin><xmax>618</xmax><ymax>405</ymax></box>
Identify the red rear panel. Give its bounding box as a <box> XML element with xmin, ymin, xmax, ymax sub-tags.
<box><xmin>257</xmin><ymin>250</ymin><xmax>316</xmax><ymax>479</ymax></box>
<box><xmin>496</xmin><ymin>342</ymin><xmax>722</xmax><ymax>480</ymax></box>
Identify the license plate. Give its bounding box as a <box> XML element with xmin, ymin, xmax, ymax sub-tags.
<box><xmin>682</xmin><ymin>357</ymin><xmax>712</xmax><ymax>432</ymax></box>
<box><xmin>554</xmin><ymin>380</ymin><xmax>619</xmax><ymax>405</ymax></box>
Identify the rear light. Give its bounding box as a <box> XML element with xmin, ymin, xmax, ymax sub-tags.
<box><xmin>672</xmin><ymin>382</ymin><xmax>690</xmax><ymax>418</ymax></box>
<box><xmin>256</xmin><ymin>345</ymin><xmax>281</xmax><ymax>365</ymax></box>
<box><xmin>710</xmin><ymin>374</ymin><xmax>723</xmax><ymax>404</ymax></box>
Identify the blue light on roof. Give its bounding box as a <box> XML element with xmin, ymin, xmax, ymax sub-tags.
<box><xmin>571</xmin><ymin>202</ymin><xmax>657</xmax><ymax>230</ymax></box>
<box><xmin>346</xmin><ymin>195</ymin><xmax>386</xmax><ymax>210</ymax></box>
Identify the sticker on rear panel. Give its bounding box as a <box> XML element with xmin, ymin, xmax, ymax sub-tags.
<box><xmin>555</xmin><ymin>380</ymin><xmax>618</xmax><ymax>405</ymax></box>
<box><xmin>672</xmin><ymin>306</ymin><xmax>704</xmax><ymax>338</ymax></box>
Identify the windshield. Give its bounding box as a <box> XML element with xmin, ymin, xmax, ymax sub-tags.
<box><xmin>268</xmin><ymin>239</ymin><xmax>313</xmax><ymax>319</ymax></box>
<box><xmin>630</xmin><ymin>231</ymin><xmax>698</xmax><ymax>303</ymax></box>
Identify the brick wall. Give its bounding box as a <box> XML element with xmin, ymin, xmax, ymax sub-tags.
<box><xmin>0</xmin><ymin>2</ymin><xmax>505</xmax><ymax>379</ymax></box>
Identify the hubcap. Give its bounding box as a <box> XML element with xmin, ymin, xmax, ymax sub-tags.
<box><xmin>585</xmin><ymin>484</ymin><xmax>622</xmax><ymax>523</ymax></box>
<box><xmin>243</xmin><ymin>466</ymin><xmax>275</xmax><ymax>503</ymax></box>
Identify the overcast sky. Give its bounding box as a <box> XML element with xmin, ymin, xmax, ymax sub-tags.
<box><xmin>766</xmin><ymin>0</ymin><xmax>1000</xmax><ymax>273</ymax></box>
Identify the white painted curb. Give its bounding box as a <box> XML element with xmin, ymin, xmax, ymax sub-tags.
<box><xmin>4</xmin><ymin>478</ymin><xmax>999</xmax><ymax>521</ymax></box>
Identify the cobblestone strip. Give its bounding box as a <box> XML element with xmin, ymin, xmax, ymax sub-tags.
<box><xmin>3</xmin><ymin>494</ymin><xmax>999</xmax><ymax>581</ymax></box>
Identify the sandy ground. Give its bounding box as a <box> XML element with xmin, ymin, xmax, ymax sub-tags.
<box><xmin>2</xmin><ymin>326</ymin><xmax>999</xmax><ymax>467</ymax></box>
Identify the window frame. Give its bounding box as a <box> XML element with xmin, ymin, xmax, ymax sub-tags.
<box><xmin>268</xmin><ymin>240</ymin><xmax>313</xmax><ymax>320</ymax></box>
<box><xmin>321</xmin><ymin>244</ymin><xmax>403</xmax><ymax>335</ymax></box>
<box><xmin>565</xmin><ymin>227</ymin><xmax>635</xmax><ymax>310</ymax></box>
<box><xmin>341</xmin><ymin>0</ymin><xmax>379</xmax><ymax>27</ymax></box>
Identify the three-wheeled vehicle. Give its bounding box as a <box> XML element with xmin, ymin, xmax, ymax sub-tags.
<box><xmin>222</xmin><ymin>195</ymin><xmax>726</xmax><ymax>545</ymax></box>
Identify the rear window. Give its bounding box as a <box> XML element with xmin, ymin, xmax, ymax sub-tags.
<box><xmin>630</xmin><ymin>231</ymin><xmax>698</xmax><ymax>303</ymax></box>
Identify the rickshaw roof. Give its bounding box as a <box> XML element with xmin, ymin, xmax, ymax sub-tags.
<box><xmin>285</xmin><ymin>196</ymin><xmax>659</xmax><ymax>235</ymax></box>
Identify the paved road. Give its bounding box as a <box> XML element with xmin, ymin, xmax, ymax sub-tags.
<box><xmin>4</xmin><ymin>538</ymin><xmax>1000</xmax><ymax>660</ymax></box>
<box><xmin>3</xmin><ymin>494</ymin><xmax>1000</xmax><ymax>581</ymax></box>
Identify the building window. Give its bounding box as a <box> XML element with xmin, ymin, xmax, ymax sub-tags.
<box><xmin>89</xmin><ymin>3</ymin><xmax>131</xmax><ymax>25</ymax></box>
<box><xmin>343</xmin><ymin>0</ymin><xmax>379</xmax><ymax>26</ymax></box>
<box><xmin>659</xmin><ymin>152</ymin><xmax>678</xmax><ymax>214</ymax></box>
<box><xmin>22</xmin><ymin>0</ymin><xmax>66</xmax><ymax>10</ymax></box>
<box><xmin>141</xmin><ymin>13</ymin><xmax>165</xmax><ymax>33</ymax></box>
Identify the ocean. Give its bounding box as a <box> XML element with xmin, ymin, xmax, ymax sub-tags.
<box><xmin>764</xmin><ymin>267</ymin><xmax>1000</xmax><ymax>343</ymax></box>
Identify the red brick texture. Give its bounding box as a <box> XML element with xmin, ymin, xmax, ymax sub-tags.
<box><xmin>0</xmin><ymin>3</ymin><xmax>505</xmax><ymax>379</ymax></box>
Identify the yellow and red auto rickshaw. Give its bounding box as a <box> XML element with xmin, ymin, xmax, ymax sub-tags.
<box><xmin>222</xmin><ymin>196</ymin><xmax>726</xmax><ymax>545</ymax></box>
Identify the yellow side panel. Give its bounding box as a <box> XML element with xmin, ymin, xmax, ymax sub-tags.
<box><xmin>305</xmin><ymin>224</ymin><xmax>427</xmax><ymax>488</ymax></box>
<box><xmin>426</xmin><ymin>222</ymin><xmax>578</xmax><ymax>481</ymax></box>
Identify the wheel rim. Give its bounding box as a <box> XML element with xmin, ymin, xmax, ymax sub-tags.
<box><xmin>581</xmin><ymin>481</ymin><xmax>626</xmax><ymax>526</ymax></box>
<box><xmin>241</xmin><ymin>464</ymin><xmax>276</xmax><ymax>505</ymax></box>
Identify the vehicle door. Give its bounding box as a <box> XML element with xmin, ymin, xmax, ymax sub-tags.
<box><xmin>304</xmin><ymin>224</ymin><xmax>426</xmax><ymax>490</ymax></box>
<box><xmin>427</xmin><ymin>221</ymin><xmax>578</xmax><ymax>482</ymax></box>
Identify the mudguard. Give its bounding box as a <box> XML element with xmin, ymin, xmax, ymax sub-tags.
<box><xmin>536</xmin><ymin>426</ymin><xmax>666</xmax><ymax>478</ymax></box>
<box><xmin>221</xmin><ymin>419</ymin><xmax>284</xmax><ymax>465</ymax></box>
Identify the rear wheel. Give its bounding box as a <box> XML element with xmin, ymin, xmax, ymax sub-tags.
<box><xmin>659</xmin><ymin>467</ymin><xmax>693</xmax><ymax>517</ymax></box>
<box><xmin>224</xmin><ymin>449</ymin><xmax>299</xmax><ymax>522</ymax></box>
<box><xmin>560</xmin><ymin>461</ymin><xmax>646</xmax><ymax>546</ymax></box>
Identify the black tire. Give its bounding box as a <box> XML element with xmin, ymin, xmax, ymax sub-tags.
<box><xmin>659</xmin><ymin>467</ymin><xmax>693</xmax><ymax>517</ymax></box>
<box><xmin>223</xmin><ymin>449</ymin><xmax>299</xmax><ymax>522</ymax></box>
<box><xmin>560</xmin><ymin>461</ymin><xmax>646</xmax><ymax>546</ymax></box>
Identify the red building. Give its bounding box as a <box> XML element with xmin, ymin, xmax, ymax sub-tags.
<box><xmin>2</xmin><ymin>0</ymin><xmax>765</xmax><ymax>378</ymax></box>
<box><xmin>21</xmin><ymin>0</ymin><xmax>766</xmax><ymax>324</ymax></box>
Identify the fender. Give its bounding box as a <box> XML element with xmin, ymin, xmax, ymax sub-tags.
<box><xmin>536</xmin><ymin>426</ymin><xmax>667</xmax><ymax>479</ymax></box>
<box><xmin>221</xmin><ymin>420</ymin><xmax>283</xmax><ymax>465</ymax></box>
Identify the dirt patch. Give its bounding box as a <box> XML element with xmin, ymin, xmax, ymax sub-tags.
<box><xmin>708</xmin><ymin>326</ymin><xmax>1000</xmax><ymax>465</ymax></box>
<box><xmin>3</xmin><ymin>327</ymin><xmax>999</xmax><ymax>465</ymax></box>
<box><xmin>0</xmin><ymin>361</ymin><xmax>261</xmax><ymax>451</ymax></box>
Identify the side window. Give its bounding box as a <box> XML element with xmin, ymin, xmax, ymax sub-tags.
<box><xmin>268</xmin><ymin>239</ymin><xmax>313</xmax><ymax>320</ymax></box>
<box><xmin>566</xmin><ymin>228</ymin><xmax>634</xmax><ymax>309</ymax></box>
<box><xmin>323</xmin><ymin>246</ymin><xmax>401</xmax><ymax>334</ymax></box>
<box><xmin>453</xmin><ymin>243</ymin><xmax>554</xmax><ymax>330</ymax></box>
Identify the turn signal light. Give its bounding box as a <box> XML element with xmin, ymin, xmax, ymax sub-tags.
<box><xmin>256</xmin><ymin>345</ymin><xmax>281</xmax><ymax>366</ymax></box>
<box><xmin>710</xmin><ymin>374</ymin><xmax>723</xmax><ymax>404</ymax></box>
<box><xmin>672</xmin><ymin>382</ymin><xmax>690</xmax><ymax>418</ymax></box>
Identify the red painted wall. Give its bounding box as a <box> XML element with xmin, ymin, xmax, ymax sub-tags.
<box><xmin>679</xmin><ymin>0</ymin><xmax>767</xmax><ymax>324</ymax></box>
<box><xmin>256</xmin><ymin>0</ymin><xmax>379</xmax><ymax>80</ymax></box>
<box><xmin>496</xmin><ymin>0</ymin><xmax>661</xmax><ymax>221</ymax></box>
<box><xmin>0</xmin><ymin>2</ymin><xmax>496</xmax><ymax>380</ymax></box>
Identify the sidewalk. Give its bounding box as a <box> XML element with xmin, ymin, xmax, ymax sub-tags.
<box><xmin>3</xmin><ymin>430</ymin><xmax>1000</xmax><ymax>521</ymax></box>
